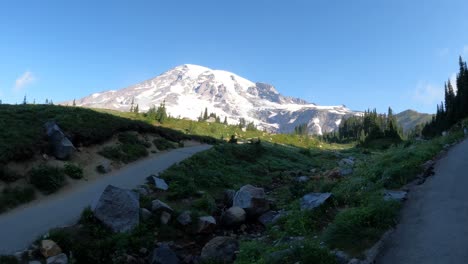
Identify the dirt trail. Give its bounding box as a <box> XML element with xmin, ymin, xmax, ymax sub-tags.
<box><xmin>0</xmin><ymin>145</ymin><xmax>211</xmax><ymax>254</ymax></box>
<box><xmin>377</xmin><ymin>139</ymin><xmax>468</xmax><ymax>264</ymax></box>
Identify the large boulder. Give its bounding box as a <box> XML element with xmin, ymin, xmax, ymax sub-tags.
<box><xmin>94</xmin><ymin>185</ymin><xmax>140</xmax><ymax>233</ymax></box>
<box><xmin>151</xmin><ymin>244</ymin><xmax>179</xmax><ymax>264</ymax></box>
<box><xmin>40</xmin><ymin>240</ymin><xmax>62</xmax><ymax>258</ymax></box>
<box><xmin>300</xmin><ymin>193</ymin><xmax>332</xmax><ymax>211</ymax></box>
<box><xmin>233</xmin><ymin>185</ymin><xmax>270</xmax><ymax>216</ymax></box>
<box><xmin>201</xmin><ymin>236</ymin><xmax>239</xmax><ymax>263</ymax></box>
<box><xmin>222</xmin><ymin>207</ymin><xmax>246</xmax><ymax>226</ymax></box>
<box><xmin>44</xmin><ymin>121</ymin><xmax>75</xmax><ymax>160</ymax></box>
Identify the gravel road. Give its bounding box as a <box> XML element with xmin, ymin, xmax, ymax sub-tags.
<box><xmin>0</xmin><ymin>145</ymin><xmax>211</xmax><ymax>254</ymax></box>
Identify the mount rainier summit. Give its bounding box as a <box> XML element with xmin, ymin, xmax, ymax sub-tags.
<box><xmin>68</xmin><ymin>64</ymin><xmax>359</xmax><ymax>135</ymax></box>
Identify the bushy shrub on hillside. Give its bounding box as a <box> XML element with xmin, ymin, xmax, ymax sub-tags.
<box><xmin>64</xmin><ymin>163</ymin><xmax>84</xmax><ymax>179</ymax></box>
<box><xmin>153</xmin><ymin>137</ymin><xmax>177</xmax><ymax>150</ymax></box>
<box><xmin>0</xmin><ymin>167</ymin><xmax>21</xmax><ymax>183</ymax></box>
<box><xmin>0</xmin><ymin>186</ymin><xmax>35</xmax><ymax>213</ymax></box>
<box><xmin>29</xmin><ymin>165</ymin><xmax>66</xmax><ymax>194</ymax></box>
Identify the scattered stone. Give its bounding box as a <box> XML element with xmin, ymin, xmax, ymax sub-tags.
<box><xmin>197</xmin><ymin>216</ymin><xmax>217</xmax><ymax>233</ymax></box>
<box><xmin>295</xmin><ymin>176</ymin><xmax>309</xmax><ymax>183</ymax></box>
<box><xmin>222</xmin><ymin>207</ymin><xmax>246</xmax><ymax>226</ymax></box>
<box><xmin>151</xmin><ymin>200</ymin><xmax>173</xmax><ymax>213</ymax></box>
<box><xmin>140</xmin><ymin>208</ymin><xmax>152</xmax><ymax>221</ymax></box>
<box><xmin>46</xmin><ymin>253</ymin><xmax>68</xmax><ymax>264</ymax></box>
<box><xmin>340</xmin><ymin>168</ymin><xmax>353</xmax><ymax>176</ymax></box>
<box><xmin>151</xmin><ymin>244</ymin><xmax>179</xmax><ymax>264</ymax></box>
<box><xmin>233</xmin><ymin>185</ymin><xmax>270</xmax><ymax>216</ymax></box>
<box><xmin>324</xmin><ymin>169</ymin><xmax>341</xmax><ymax>179</ymax></box>
<box><xmin>177</xmin><ymin>211</ymin><xmax>192</xmax><ymax>226</ymax></box>
<box><xmin>200</xmin><ymin>236</ymin><xmax>239</xmax><ymax>263</ymax></box>
<box><xmin>300</xmin><ymin>193</ymin><xmax>332</xmax><ymax>211</ymax></box>
<box><xmin>94</xmin><ymin>185</ymin><xmax>140</xmax><ymax>233</ymax></box>
<box><xmin>310</xmin><ymin>168</ymin><xmax>317</xmax><ymax>174</ymax></box>
<box><xmin>148</xmin><ymin>175</ymin><xmax>169</xmax><ymax>191</ymax></box>
<box><xmin>97</xmin><ymin>160</ymin><xmax>112</xmax><ymax>173</ymax></box>
<box><xmin>332</xmin><ymin>250</ymin><xmax>350</xmax><ymax>264</ymax></box>
<box><xmin>136</xmin><ymin>186</ymin><xmax>149</xmax><ymax>196</ymax></box>
<box><xmin>338</xmin><ymin>158</ymin><xmax>355</xmax><ymax>167</ymax></box>
<box><xmin>421</xmin><ymin>160</ymin><xmax>435</xmax><ymax>171</ymax></box>
<box><xmin>44</xmin><ymin>121</ymin><xmax>75</xmax><ymax>160</ymax></box>
<box><xmin>40</xmin><ymin>240</ymin><xmax>62</xmax><ymax>258</ymax></box>
<box><xmin>224</xmin><ymin>189</ymin><xmax>236</xmax><ymax>207</ymax></box>
<box><xmin>258</xmin><ymin>210</ymin><xmax>285</xmax><ymax>226</ymax></box>
<box><xmin>383</xmin><ymin>190</ymin><xmax>408</xmax><ymax>202</ymax></box>
<box><xmin>160</xmin><ymin>211</ymin><xmax>172</xmax><ymax>225</ymax></box>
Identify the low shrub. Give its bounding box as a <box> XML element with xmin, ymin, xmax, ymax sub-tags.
<box><xmin>0</xmin><ymin>256</ymin><xmax>19</xmax><ymax>264</ymax></box>
<box><xmin>153</xmin><ymin>137</ymin><xmax>176</xmax><ymax>151</ymax></box>
<box><xmin>0</xmin><ymin>186</ymin><xmax>36</xmax><ymax>213</ymax></box>
<box><xmin>29</xmin><ymin>165</ymin><xmax>66</xmax><ymax>194</ymax></box>
<box><xmin>64</xmin><ymin>163</ymin><xmax>84</xmax><ymax>179</ymax></box>
<box><xmin>0</xmin><ymin>167</ymin><xmax>21</xmax><ymax>183</ymax></box>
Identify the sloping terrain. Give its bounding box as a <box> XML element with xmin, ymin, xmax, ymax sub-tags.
<box><xmin>396</xmin><ymin>109</ymin><xmax>433</xmax><ymax>133</ymax></box>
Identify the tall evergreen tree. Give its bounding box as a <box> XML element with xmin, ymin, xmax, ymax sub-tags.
<box><xmin>23</xmin><ymin>95</ymin><xmax>27</xmax><ymax>105</ymax></box>
<box><xmin>203</xmin><ymin>107</ymin><xmax>208</xmax><ymax>120</ymax></box>
<box><xmin>72</xmin><ymin>99</ymin><xmax>76</xmax><ymax>106</ymax></box>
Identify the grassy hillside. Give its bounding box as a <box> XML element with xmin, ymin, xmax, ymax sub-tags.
<box><xmin>0</xmin><ymin>105</ymin><xmax>216</xmax><ymax>164</ymax></box>
<box><xmin>396</xmin><ymin>109</ymin><xmax>433</xmax><ymax>133</ymax></box>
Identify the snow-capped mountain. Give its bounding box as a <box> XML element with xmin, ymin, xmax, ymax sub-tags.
<box><xmin>67</xmin><ymin>64</ymin><xmax>359</xmax><ymax>135</ymax></box>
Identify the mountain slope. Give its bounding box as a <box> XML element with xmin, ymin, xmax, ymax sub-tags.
<box><xmin>396</xmin><ymin>109</ymin><xmax>433</xmax><ymax>132</ymax></box>
<box><xmin>67</xmin><ymin>64</ymin><xmax>359</xmax><ymax>135</ymax></box>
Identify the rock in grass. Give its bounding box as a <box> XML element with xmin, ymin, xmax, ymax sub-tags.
<box><xmin>233</xmin><ymin>185</ymin><xmax>270</xmax><ymax>216</ymax></box>
<box><xmin>196</xmin><ymin>216</ymin><xmax>217</xmax><ymax>233</ymax></box>
<box><xmin>339</xmin><ymin>168</ymin><xmax>353</xmax><ymax>176</ymax></box>
<box><xmin>40</xmin><ymin>240</ymin><xmax>62</xmax><ymax>258</ymax></box>
<box><xmin>222</xmin><ymin>207</ymin><xmax>246</xmax><ymax>226</ymax></box>
<box><xmin>338</xmin><ymin>158</ymin><xmax>355</xmax><ymax>167</ymax></box>
<box><xmin>151</xmin><ymin>200</ymin><xmax>173</xmax><ymax>213</ymax></box>
<box><xmin>151</xmin><ymin>244</ymin><xmax>179</xmax><ymax>264</ymax></box>
<box><xmin>148</xmin><ymin>175</ymin><xmax>169</xmax><ymax>191</ymax></box>
<box><xmin>300</xmin><ymin>193</ymin><xmax>332</xmax><ymax>211</ymax></box>
<box><xmin>140</xmin><ymin>208</ymin><xmax>152</xmax><ymax>222</ymax></box>
<box><xmin>383</xmin><ymin>190</ymin><xmax>407</xmax><ymax>201</ymax></box>
<box><xmin>94</xmin><ymin>185</ymin><xmax>140</xmax><ymax>233</ymax></box>
<box><xmin>177</xmin><ymin>211</ymin><xmax>192</xmax><ymax>226</ymax></box>
<box><xmin>44</xmin><ymin>121</ymin><xmax>75</xmax><ymax>160</ymax></box>
<box><xmin>295</xmin><ymin>176</ymin><xmax>310</xmax><ymax>183</ymax></box>
<box><xmin>224</xmin><ymin>189</ymin><xmax>236</xmax><ymax>207</ymax></box>
<box><xmin>46</xmin><ymin>253</ymin><xmax>68</xmax><ymax>264</ymax></box>
<box><xmin>258</xmin><ymin>210</ymin><xmax>286</xmax><ymax>226</ymax></box>
<box><xmin>200</xmin><ymin>236</ymin><xmax>239</xmax><ymax>263</ymax></box>
<box><xmin>160</xmin><ymin>211</ymin><xmax>172</xmax><ymax>225</ymax></box>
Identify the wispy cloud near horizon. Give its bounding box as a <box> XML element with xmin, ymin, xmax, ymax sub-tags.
<box><xmin>14</xmin><ymin>71</ymin><xmax>36</xmax><ymax>91</ymax></box>
<box><xmin>412</xmin><ymin>81</ymin><xmax>444</xmax><ymax>107</ymax></box>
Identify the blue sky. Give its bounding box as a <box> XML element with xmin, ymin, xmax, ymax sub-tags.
<box><xmin>1</xmin><ymin>0</ymin><xmax>468</xmax><ymax>113</ymax></box>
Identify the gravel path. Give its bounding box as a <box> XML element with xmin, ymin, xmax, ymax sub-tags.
<box><xmin>0</xmin><ymin>145</ymin><xmax>211</xmax><ymax>254</ymax></box>
<box><xmin>377</xmin><ymin>139</ymin><xmax>468</xmax><ymax>263</ymax></box>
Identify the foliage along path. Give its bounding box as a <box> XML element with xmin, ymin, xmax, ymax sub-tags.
<box><xmin>377</xmin><ymin>138</ymin><xmax>468</xmax><ymax>264</ymax></box>
<box><xmin>0</xmin><ymin>145</ymin><xmax>211</xmax><ymax>254</ymax></box>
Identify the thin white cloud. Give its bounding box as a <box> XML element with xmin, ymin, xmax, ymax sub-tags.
<box><xmin>14</xmin><ymin>71</ymin><xmax>36</xmax><ymax>91</ymax></box>
<box><xmin>412</xmin><ymin>81</ymin><xmax>444</xmax><ymax>106</ymax></box>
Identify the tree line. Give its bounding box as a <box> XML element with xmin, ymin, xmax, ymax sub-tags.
<box><xmin>422</xmin><ymin>57</ymin><xmax>468</xmax><ymax>137</ymax></box>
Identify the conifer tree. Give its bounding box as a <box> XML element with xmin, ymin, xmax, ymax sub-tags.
<box><xmin>73</xmin><ymin>99</ymin><xmax>76</xmax><ymax>106</ymax></box>
<box><xmin>203</xmin><ymin>107</ymin><xmax>208</xmax><ymax>120</ymax></box>
<box><xmin>223</xmin><ymin>116</ymin><xmax>228</xmax><ymax>125</ymax></box>
<box><xmin>23</xmin><ymin>95</ymin><xmax>27</xmax><ymax>105</ymax></box>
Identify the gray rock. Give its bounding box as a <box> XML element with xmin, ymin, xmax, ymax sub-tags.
<box><xmin>340</xmin><ymin>168</ymin><xmax>353</xmax><ymax>176</ymax></box>
<box><xmin>224</xmin><ymin>189</ymin><xmax>236</xmax><ymax>207</ymax></box>
<box><xmin>97</xmin><ymin>160</ymin><xmax>112</xmax><ymax>173</ymax></box>
<box><xmin>140</xmin><ymin>208</ymin><xmax>152</xmax><ymax>221</ymax></box>
<box><xmin>177</xmin><ymin>211</ymin><xmax>192</xmax><ymax>226</ymax></box>
<box><xmin>197</xmin><ymin>216</ymin><xmax>217</xmax><ymax>233</ymax></box>
<box><xmin>233</xmin><ymin>185</ymin><xmax>270</xmax><ymax>216</ymax></box>
<box><xmin>200</xmin><ymin>236</ymin><xmax>239</xmax><ymax>263</ymax></box>
<box><xmin>222</xmin><ymin>207</ymin><xmax>246</xmax><ymax>226</ymax></box>
<box><xmin>300</xmin><ymin>193</ymin><xmax>332</xmax><ymax>211</ymax></box>
<box><xmin>151</xmin><ymin>244</ymin><xmax>179</xmax><ymax>264</ymax></box>
<box><xmin>44</xmin><ymin>121</ymin><xmax>75</xmax><ymax>160</ymax></box>
<box><xmin>149</xmin><ymin>176</ymin><xmax>169</xmax><ymax>191</ymax></box>
<box><xmin>151</xmin><ymin>200</ymin><xmax>173</xmax><ymax>213</ymax></box>
<box><xmin>160</xmin><ymin>211</ymin><xmax>171</xmax><ymax>225</ymax></box>
<box><xmin>136</xmin><ymin>186</ymin><xmax>149</xmax><ymax>196</ymax></box>
<box><xmin>94</xmin><ymin>185</ymin><xmax>140</xmax><ymax>233</ymax></box>
<box><xmin>332</xmin><ymin>250</ymin><xmax>350</xmax><ymax>264</ymax></box>
<box><xmin>383</xmin><ymin>190</ymin><xmax>408</xmax><ymax>201</ymax></box>
<box><xmin>339</xmin><ymin>158</ymin><xmax>355</xmax><ymax>167</ymax></box>
<box><xmin>46</xmin><ymin>253</ymin><xmax>68</xmax><ymax>264</ymax></box>
<box><xmin>295</xmin><ymin>176</ymin><xmax>309</xmax><ymax>183</ymax></box>
<box><xmin>258</xmin><ymin>210</ymin><xmax>285</xmax><ymax>226</ymax></box>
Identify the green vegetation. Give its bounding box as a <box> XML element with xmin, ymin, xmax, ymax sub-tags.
<box><xmin>98</xmin><ymin>132</ymin><xmax>150</xmax><ymax>163</ymax></box>
<box><xmin>423</xmin><ymin>56</ymin><xmax>468</xmax><ymax>137</ymax></box>
<box><xmin>64</xmin><ymin>163</ymin><xmax>84</xmax><ymax>179</ymax></box>
<box><xmin>0</xmin><ymin>104</ymin><xmax>217</xmax><ymax>164</ymax></box>
<box><xmin>395</xmin><ymin>109</ymin><xmax>433</xmax><ymax>134</ymax></box>
<box><xmin>29</xmin><ymin>165</ymin><xmax>66</xmax><ymax>194</ymax></box>
<box><xmin>0</xmin><ymin>167</ymin><xmax>20</xmax><ymax>183</ymax></box>
<box><xmin>152</xmin><ymin>137</ymin><xmax>177</xmax><ymax>150</ymax></box>
<box><xmin>0</xmin><ymin>186</ymin><xmax>35</xmax><ymax>213</ymax></box>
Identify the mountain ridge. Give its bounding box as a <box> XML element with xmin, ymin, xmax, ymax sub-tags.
<box><xmin>66</xmin><ymin>64</ymin><xmax>359</xmax><ymax>135</ymax></box>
